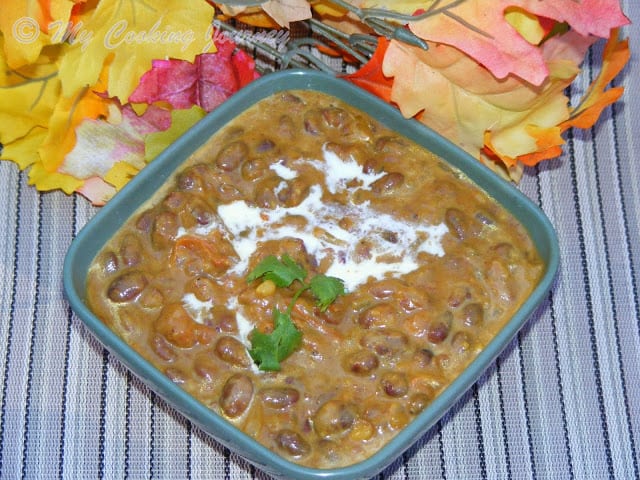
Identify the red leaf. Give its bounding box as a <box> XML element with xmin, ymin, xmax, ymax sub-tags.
<box><xmin>128</xmin><ymin>41</ymin><xmax>260</xmax><ymax>111</ymax></box>
<box><xmin>342</xmin><ymin>37</ymin><xmax>393</xmax><ymax>103</ymax></box>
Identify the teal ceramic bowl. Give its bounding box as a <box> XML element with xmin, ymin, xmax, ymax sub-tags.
<box><xmin>63</xmin><ymin>69</ymin><xmax>559</xmax><ymax>479</ymax></box>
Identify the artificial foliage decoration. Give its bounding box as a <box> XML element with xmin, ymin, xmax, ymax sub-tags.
<box><xmin>0</xmin><ymin>0</ymin><xmax>632</xmax><ymax>203</ymax></box>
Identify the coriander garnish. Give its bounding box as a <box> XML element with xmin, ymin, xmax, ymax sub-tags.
<box><xmin>246</xmin><ymin>254</ymin><xmax>345</xmax><ymax>371</ymax></box>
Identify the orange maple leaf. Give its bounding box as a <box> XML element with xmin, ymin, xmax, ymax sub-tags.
<box><xmin>561</xmin><ymin>29</ymin><xmax>629</xmax><ymax>130</ymax></box>
<box><xmin>342</xmin><ymin>36</ymin><xmax>393</xmax><ymax>103</ymax></box>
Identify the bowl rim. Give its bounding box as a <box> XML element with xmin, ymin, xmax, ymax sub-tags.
<box><xmin>63</xmin><ymin>68</ymin><xmax>560</xmax><ymax>480</ymax></box>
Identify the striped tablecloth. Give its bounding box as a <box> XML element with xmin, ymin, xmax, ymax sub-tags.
<box><xmin>1</xmin><ymin>6</ymin><xmax>638</xmax><ymax>479</ymax></box>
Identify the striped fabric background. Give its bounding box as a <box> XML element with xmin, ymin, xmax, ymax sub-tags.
<box><xmin>0</xmin><ymin>3</ymin><xmax>637</xmax><ymax>479</ymax></box>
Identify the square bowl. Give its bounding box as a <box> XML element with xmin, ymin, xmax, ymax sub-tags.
<box><xmin>63</xmin><ymin>69</ymin><xmax>559</xmax><ymax>480</ymax></box>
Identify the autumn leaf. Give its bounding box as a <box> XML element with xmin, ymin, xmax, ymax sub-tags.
<box><xmin>216</xmin><ymin>1</ymin><xmax>312</xmax><ymax>28</ymax></box>
<box><xmin>484</xmin><ymin>29</ymin><xmax>630</xmax><ymax>170</ymax></box>
<box><xmin>1</xmin><ymin>127</ymin><xmax>49</xmax><ymax>170</ymax></box>
<box><xmin>562</xmin><ymin>29</ymin><xmax>629</xmax><ymax>130</ymax></box>
<box><xmin>144</xmin><ymin>105</ymin><xmax>206</xmax><ymax>162</ymax></box>
<box><xmin>385</xmin><ymin>0</ymin><xmax>630</xmax><ymax>85</ymax></box>
<box><xmin>37</xmin><ymin>59</ymin><xmax>113</xmax><ymax>177</ymax></box>
<box><xmin>129</xmin><ymin>41</ymin><xmax>260</xmax><ymax>111</ymax></box>
<box><xmin>261</xmin><ymin>0</ymin><xmax>312</xmax><ymax>28</ymax></box>
<box><xmin>378</xmin><ymin>28</ymin><xmax>596</xmax><ymax>175</ymax></box>
<box><xmin>57</xmin><ymin>0</ymin><xmax>216</xmax><ymax>102</ymax></box>
<box><xmin>0</xmin><ymin>40</ymin><xmax>61</xmax><ymax>147</ymax></box>
<box><xmin>342</xmin><ymin>36</ymin><xmax>393</xmax><ymax>102</ymax></box>
<box><xmin>0</xmin><ymin>0</ymin><xmax>76</xmax><ymax>68</ymax></box>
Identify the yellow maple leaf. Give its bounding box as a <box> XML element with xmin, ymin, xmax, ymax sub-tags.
<box><xmin>37</xmin><ymin>55</ymin><xmax>113</xmax><ymax>176</ymax></box>
<box><xmin>0</xmin><ymin>126</ymin><xmax>49</xmax><ymax>170</ymax></box>
<box><xmin>0</xmin><ymin>0</ymin><xmax>76</xmax><ymax>69</ymax></box>
<box><xmin>0</xmin><ymin>38</ymin><xmax>62</xmax><ymax>166</ymax></box>
<box><xmin>0</xmin><ymin>40</ymin><xmax>61</xmax><ymax>142</ymax></box>
<box><xmin>58</xmin><ymin>0</ymin><xmax>216</xmax><ymax>102</ymax></box>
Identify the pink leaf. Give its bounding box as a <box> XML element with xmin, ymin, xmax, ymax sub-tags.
<box><xmin>128</xmin><ymin>41</ymin><xmax>260</xmax><ymax>111</ymax></box>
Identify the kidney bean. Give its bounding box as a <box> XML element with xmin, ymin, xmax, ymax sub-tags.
<box><xmin>135</xmin><ymin>210</ymin><xmax>154</xmax><ymax>233</ymax></box>
<box><xmin>427</xmin><ymin>311</ymin><xmax>453</xmax><ymax>344</ymax></box>
<box><xmin>120</xmin><ymin>234</ymin><xmax>143</xmax><ymax>267</ymax></box>
<box><xmin>100</xmin><ymin>251</ymin><xmax>119</xmax><ymax>275</ymax></box>
<box><xmin>241</xmin><ymin>157</ymin><xmax>268</xmax><ymax>181</ymax></box>
<box><xmin>360</xmin><ymin>329</ymin><xmax>409</xmax><ymax>357</ymax></box>
<box><xmin>462</xmin><ymin>302</ymin><xmax>484</xmax><ymax>327</ymax></box>
<box><xmin>451</xmin><ymin>331</ymin><xmax>474</xmax><ymax>356</ymax></box>
<box><xmin>256</xmin><ymin>139</ymin><xmax>276</xmax><ymax>153</ymax></box>
<box><xmin>187</xmin><ymin>276</ymin><xmax>217</xmax><ymax>302</ymax></box>
<box><xmin>165</xmin><ymin>367</ymin><xmax>187</xmax><ymax>385</ymax></box>
<box><xmin>151</xmin><ymin>211</ymin><xmax>179</xmax><ymax>249</ymax></box>
<box><xmin>278</xmin><ymin>115</ymin><xmax>296</xmax><ymax>139</ymax></box>
<box><xmin>321</xmin><ymin>107</ymin><xmax>349</xmax><ymax>129</ymax></box>
<box><xmin>444</xmin><ymin>208</ymin><xmax>469</xmax><ymax>240</ymax></box>
<box><xmin>259</xmin><ymin>387</ymin><xmax>300</xmax><ymax>409</ymax></box>
<box><xmin>371</xmin><ymin>172</ymin><xmax>404</xmax><ymax>194</ymax></box>
<box><xmin>404</xmin><ymin>310</ymin><xmax>430</xmax><ymax>338</ymax></box>
<box><xmin>189</xmin><ymin>202</ymin><xmax>214</xmax><ymax>227</ymax></box>
<box><xmin>193</xmin><ymin>354</ymin><xmax>218</xmax><ymax>382</ymax></box>
<box><xmin>375</xmin><ymin>136</ymin><xmax>407</xmax><ymax>155</ymax></box>
<box><xmin>276</xmin><ymin>178</ymin><xmax>310</xmax><ymax>207</ymax></box>
<box><xmin>487</xmin><ymin>259</ymin><xmax>515</xmax><ymax>303</ymax></box>
<box><xmin>216</xmin><ymin>141</ymin><xmax>248</xmax><ymax>171</ymax></box>
<box><xmin>215</xmin><ymin>336</ymin><xmax>250</xmax><ymax>367</ymax></box>
<box><xmin>280</xmin><ymin>92</ymin><xmax>303</xmax><ymax>104</ymax></box>
<box><xmin>408</xmin><ymin>393</ymin><xmax>432</xmax><ymax>415</ymax></box>
<box><xmin>107</xmin><ymin>271</ymin><xmax>147</xmax><ymax>302</ymax></box>
<box><xmin>216</xmin><ymin>182</ymin><xmax>242</xmax><ymax>202</ymax></box>
<box><xmin>162</xmin><ymin>191</ymin><xmax>188</xmax><ymax>211</ymax></box>
<box><xmin>412</xmin><ymin>348</ymin><xmax>434</xmax><ymax>368</ymax></box>
<box><xmin>303</xmin><ymin>109</ymin><xmax>327</xmax><ymax>135</ymax></box>
<box><xmin>177</xmin><ymin>164</ymin><xmax>214</xmax><ymax>192</ymax></box>
<box><xmin>253</xmin><ymin>177</ymin><xmax>281</xmax><ymax>209</ymax></box>
<box><xmin>149</xmin><ymin>333</ymin><xmax>176</xmax><ymax>362</ymax></box>
<box><xmin>380</xmin><ymin>372</ymin><xmax>409</xmax><ymax>398</ymax></box>
<box><xmin>357</xmin><ymin>303</ymin><xmax>396</xmax><ymax>329</ymax></box>
<box><xmin>368</xmin><ymin>279</ymin><xmax>402</xmax><ymax>300</ymax></box>
<box><xmin>344</xmin><ymin>350</ymin><xmax>379</xmax><ymax>375</ymax></box>
<box><xmin>138</xmin><ymin>287</ymin><xmax>164</xmax><ymax>309</ymax></box>
<box><xmin>492</xmin><ymin>242</ymin><xmax>515</xmax><ymax>260</ymax></box>
<box><xmin>155</xmin><ymin>303</ymin><xmax>202</xmax><ymax>349</ymax></box>
<box><xmin>448</xmin><ymin>285</ymin><xmax>471</xmax><ymax>308</ymax></box>
<box><xmin>220</xmin><ymin>374</ymin><xmax>254</xmax><ymax>418</ymax></box>
<box><xmin>276</xmin><ymin>429</ymin><xmax>311</xmax><ymax>458</ymax></box>
<box><xmin>313</xmin><ymin>400</ymin><xmax>357</xmax><ymax>438</ymax></box>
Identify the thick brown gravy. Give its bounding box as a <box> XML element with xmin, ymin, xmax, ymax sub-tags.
<box><xmin>86</xmin><ymin>90</ymin><xmax>544</xmax><ymax>468</ymax></box>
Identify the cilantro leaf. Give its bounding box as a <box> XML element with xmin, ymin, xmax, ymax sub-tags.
<box><xmin>246</xmin><ymin>254</ymin><xmax>307</xmax><ymax>287</ymax></box>
<box><xmin>249</xmin><ymin>309</ymin><xmax>302</xmax><ymax>371</ymax></box>
<box><xmin>309</xmin><ymin>275</ymin><xmax>345</xmax><ymax>311</ymax></box>
<box><xmin>246</xmin><ymin>255</ymin><xmax>345</xmax><ymax>371</ymax></box>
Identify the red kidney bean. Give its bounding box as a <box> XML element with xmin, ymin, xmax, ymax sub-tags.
<box><xmin>276</xmin><ymin>429</ymin><xmax>311</xmax><ymax>457</ymax></box>
<box><xmin>360</xmin><ymin>329</ymin><xmax>409</xmax><ymax>357</ymax></box>
<box><xmin>259</xmin><ymin>387</ymin><xmax>300</xmax><ymax>409</ymax></box>
<box><xmin>380</xmin><ymin>372</ymin><xmax>409</xmax><ymax>397</ymax></box>
<box><xmin>344</xmin><ymin>350</ymin><xmax>379</xmax><ymax>375</ymax></box>
<box><xmin>107</xmin><ymin>271</ymin><xmax>147</xmax><ymax>302</ymax></box>
<box><xmin>371</xmin><ymin>172</ymin><xmax>404</xmax><ymax>194</ymax></box>
<box><xmin>151</xmin><ymin>211</ymin><xmax>178</xmax><ymax>249</ymax></box>
<box><xmin>462</xmin><ymin>302</ymin><xmax>484</xmax><ymax>327</ymax></box>
<box><xmin>220</xmin><ymin>374</ymin><xmax>254</xmax><ymax>418</ymax></box>
<box><xmin>216</xmin><ymin>141</ymin><xmax>248</xmax><ymax>171</ymax></box>
<box><xmin>313</xmin><ymin>400</ymin><xmax>357</xmax><ymax>438</ymax></box>
<box><xmin>357</xmin><ymin>303</ymin><xmax>396</xmax><ymax>329</ymax></box>
<box><xmin>215</xmin><ymin>336</ymin><xmax>250</xmax><ymax>367</ymax></box>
